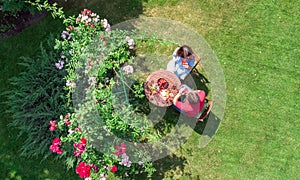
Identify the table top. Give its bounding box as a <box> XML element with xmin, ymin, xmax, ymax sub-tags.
<box><xmin>144</xmin><ymin>70</ymin><xmax>182</xmax><ymax>107</ymax></box>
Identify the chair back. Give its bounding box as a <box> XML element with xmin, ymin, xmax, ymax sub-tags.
<box><xmin>198</xmin><ymin>99</ymin><xmax>213</xmax><ymax>122</ymax></box>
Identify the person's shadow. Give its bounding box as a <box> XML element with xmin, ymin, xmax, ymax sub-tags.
<box><xmin>182</xmin><ymin>70</ymin><xmax>210</xmax><ymax>96</ymax></box>
<box><xmin>193</xmin><ymin>112</ymin><xmax>221</xmax><ymax>137</ymax></box>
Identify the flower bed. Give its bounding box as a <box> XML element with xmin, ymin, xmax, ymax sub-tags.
<box><xmin>41</xmin><ymin>7</ymin><xmax>159</xmax><ymax>179</ymax></box>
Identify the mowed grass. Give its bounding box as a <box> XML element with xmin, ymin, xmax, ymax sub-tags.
<box><xmin>141</xmin><ymin>0</ymin><xmax>299</xmax><ymax>179</ymax></box>
<box><xmin>0</xmin><ymin>0</ymin><xmax>299</xmax><ymax>179</ymax></box>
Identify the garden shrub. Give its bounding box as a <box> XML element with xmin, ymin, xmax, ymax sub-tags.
<box><xmin>5</xmin><ymin>35</ymin><xmax>68</xmax><ymax>158</ymax></box>
<box><xmin>0</xmin><ymin>0</ymin><xmax>45</xmax><ymax>16</ymax></box>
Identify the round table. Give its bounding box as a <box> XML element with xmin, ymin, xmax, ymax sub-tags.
<box><xmin>144</xmin><ymin>70</ymin><xmax>182</xmax><ymax>107</ymax></box>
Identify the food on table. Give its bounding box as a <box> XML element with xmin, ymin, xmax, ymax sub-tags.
<box><xmin>157</xmin><ymin>78</ymin><xmax>169</xmax><ymax>90</ymax></box>
<box><xmin>160</xmin><ymin>89</ymin><xmax>169</xmax><ymax>97</ymax></box>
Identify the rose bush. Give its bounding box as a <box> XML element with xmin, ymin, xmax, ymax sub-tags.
<box><xmin>33</xmin><ymin>3</ymin><xmax>160</xmax><ymax>179</ymax></box>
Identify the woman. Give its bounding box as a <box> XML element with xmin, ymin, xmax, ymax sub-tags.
<box><xmin>167</xmin><ymin>45</ymin><xmax>201</xmax><ymax>80</ymax></box>
<box><xmin>173</xmin><ymin>85</ymin><xmax>206</xmax><ymax>117</ymax></box>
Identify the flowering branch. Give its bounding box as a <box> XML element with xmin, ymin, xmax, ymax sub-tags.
<box><xmin>25</xmin><ymin>0</ymin><xmax>66</xmax><ymax>20</ymax></box>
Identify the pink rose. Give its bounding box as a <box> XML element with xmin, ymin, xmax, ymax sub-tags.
<box><xmin>114</xmin><ymin>142</ymin><xmax>126</xmax><ymax>156</ymax></box>
<box><xmin>49</xmin><ymin>120</ymin><xmax>57</xmax><ymax>131</ymax></box>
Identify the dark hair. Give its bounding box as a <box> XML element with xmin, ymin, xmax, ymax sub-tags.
<box><xmin>176</xmin><ymin>45</ymin><xmax>193</xmax><ymax>58</ymax></box>
<box><xmin>186</xmin><ymin>91</ymin><xmax>199</xmax><ymax>104</ymax></box>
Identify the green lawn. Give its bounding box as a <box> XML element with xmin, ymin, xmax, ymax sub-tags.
<box><xmin>1</xmin><ymin>0</ymin><xmax>299</xmax><ymax>179</ymax></box>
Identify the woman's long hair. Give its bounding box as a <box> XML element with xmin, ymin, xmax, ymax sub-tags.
<box><xmin>176</xmin><ymin>45</ymin><xmax>193</xmax><ymax>58</ymax></box>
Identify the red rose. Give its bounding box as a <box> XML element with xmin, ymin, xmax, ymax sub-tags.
<box><xmin>49</xmin><ymin>144</ymin><xmax>59</xmax><ymax>152</ymax></box>
<box><xmin>80</xmin><ymin>138</ymin><xmax>87</xmax><ymax>146</ymax></box>
<box><xmin>77</xmin><ymin>143</ymin><xmax>85</xmax><ymax>152</ymax></box>
<box><xmin>111</xmin><ymin>165</ymin><xmax>118</xmax><ymax>173</ymax></box>
<box><xmin>52</xmin><ymin>138</ymin><xmax>61</xmax><ymax>146</ymax></box>
<box><xmin>56</xmin><ymin>148</ymin><xmax>63</xmax><ymax>154</ymax></box>
<box><xmin>76</xmin><ymin>162</ymin><xmax>91</xmax><ymax>178</ymax></box>
<box><xmin>50</xmin><ymin>138</ymin><xmax>63</xmax><ymax>154</ymax></box>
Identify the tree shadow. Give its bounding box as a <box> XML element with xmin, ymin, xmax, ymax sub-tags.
<box><xmin>152</xmin><ymin>154</ymin><xmax>187</xmax><ymax>180</ymax></box>
<box><xmin>58</xmin><ymin>0</ymin><xmax>144</xmax><ymax>25</ymax></box>
<box><xmin>132</xmin><ymin>153</ymin><xmax>187</xmax><ymax>180</ymax></box>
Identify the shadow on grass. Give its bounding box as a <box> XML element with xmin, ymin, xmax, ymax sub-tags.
<box><xmin>58</xmin><ymin>0</ymin><xmax>144</xmax><ymax>25</ymax></box>
<box><xmin>182</xmin><ymin>69</ymin><xmax>210</xmax><ymax>96</ymax></box>
<box><xmin>152</xmin><ymin>154</ymin><xmax>187</xmax><ymax>179</ymax></box>
<box><xmin>193</xmin><ymin>112</ymin><xmax>221</xmax><ymax>136</ymax></box>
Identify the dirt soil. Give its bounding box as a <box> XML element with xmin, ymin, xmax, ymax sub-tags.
<box><xmin>0</xmin><ymin>10</ymin><xmax>46</xmax><ymax>40</ymax></box>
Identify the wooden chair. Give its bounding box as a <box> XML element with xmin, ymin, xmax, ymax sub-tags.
<box><xmin>197</xmin><ymin>99</ymin><xmax>213</xmax><ymax>122</ymax></box>
<box><xmin>190</xmin><ymin>59</ymin><xmax>201</xmax><ymax>74</ymax></box>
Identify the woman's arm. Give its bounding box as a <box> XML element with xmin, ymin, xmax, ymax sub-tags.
<box><xmin>182</xmin><ymin>63</ymin><xmax>193</xmax><ymax>70</ymax></box>
<box><xmin>173</xmin><ymin>92</ymin><xmax>181</xmax><ymax>105</ymax></box>
<box><xmin>173</xmin><ymin>47</ymin><xmax>180</xmax><ymax>57</ymax></box>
